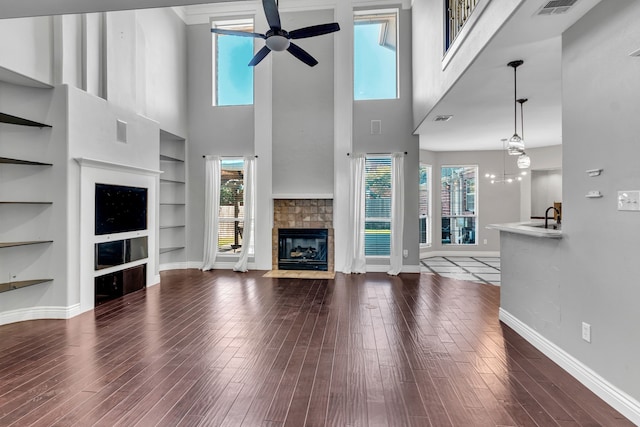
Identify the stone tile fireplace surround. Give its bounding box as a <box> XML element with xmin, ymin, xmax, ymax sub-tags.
<box><xmin>272</xmin><ymin>199</ymin><xmax>334</xmax><ymax>272</ymax></box>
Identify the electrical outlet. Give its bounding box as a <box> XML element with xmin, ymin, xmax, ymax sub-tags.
<box><xmin>402</xmin><ymin>249</ymin><xmax>408</xmax><ymax>258</ymax></box>
<box><xmin>582</xmin><ymin>322</ymin><xmax>591</xmax><ymax>343</ymax></box>
<box><xmin>483</xmin><ymin>239</ymin><xmax>488</xmax><ymax>245</ymax></box>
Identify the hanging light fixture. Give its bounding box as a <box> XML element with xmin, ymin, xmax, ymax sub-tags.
<box><xmin>516</xmin><ymin>98</ymin><xmax>531</xmax><ymax>169</ymax></box>
<box><xmin>507</xmin><ymin>60</ymin><xmax>525</xmax><ymax>155</ymax></box>
<box><xmin>485</xmin><ymin>139</ymin><xmax>527</xmax><ymax>184</ymax></box>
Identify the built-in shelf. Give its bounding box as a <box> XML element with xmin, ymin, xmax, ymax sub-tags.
<box><xmin>0</xmin><ymin>240</ymin><xmax>53</xmax><ymax>249</ymax></box>
<box><xmin>0</xmin><ymin>157</ymin><xmax>53</xmax><ymax>166</ymax></box>
<box><xmin>160</xmin><ymin>178</ymin><xmax>185</xmax><ymax>184</ymax></box>
<box><xmin>0</xmin><ymin>279</ymin><xmax>53</xmax><ymax>294</ymax></box>
<box><xmin>0</xmin><ymin>108</ymin><xmax>55</xmax><ymax>299</ymax></box>
<box><xmin>159</xmin><ymin>130</ymin><xmax>187</xmax><ymax>266</ymax></box>
<box><xmin>160</xmin><ymin>154</ymin><xmax>184</xmax><ymax>162</ymax></box>
<box><xmin>160</xmin><ymin>247</ymin><xmax>185</xmax><ymax>254</ymax></box>
<box><xmin>0</xmin><ymin>201</ymin><xmax>52</xmax><ymax>205</ymax></box>
<box><xmin>0</xmin><ymin>112</ymin><xmax>51</xmax><ymax>128</ymax></box>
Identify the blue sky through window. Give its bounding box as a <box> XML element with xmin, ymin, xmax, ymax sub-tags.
<box><xmin>214</xmin><ymin>15</ymin><xmax>397</xmax><ymax>104</ymax></box>
<box><xmin>216</xmin><ymin>34</ymin><xmax>254</xmax><ymax>106</ymax></box>
<box><xmin>354</xmin><ymin>21</ymin><xmax>397</xmax><ymax>100</ymax></box>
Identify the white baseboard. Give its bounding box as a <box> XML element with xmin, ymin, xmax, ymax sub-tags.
<box><xmin>499</xmin><ymin>308</ymin><xmax>640</xmax><ymax>425</ymax></box>
<box><xmin>159</xmin><ymin>262</ymin><xmax>191</xmax><ymax>271</ymax></box>
<box><xmin>358</xmin><ymin>264</ymin><xmax>421</xmax><ymax>274</ymax></box>
<box><xmin>183</xmin><ymin>261</ymin><xmax>258</xmax><ymax>271</ymax></box>
<box><xmin>0</xmin><ymin>303</ymin><xmax>81</xmax><ymax>326</ymax></box>
<box><xmin>421</xmin><ymin>250</ymin><xmax>500</xmax><ymax>259</ymax></box>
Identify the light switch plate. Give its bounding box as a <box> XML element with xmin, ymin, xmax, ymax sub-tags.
<box><xmin>618</xmin><ymin>191</ymin><xmax>640</xmax><ymax>211</ymax></box>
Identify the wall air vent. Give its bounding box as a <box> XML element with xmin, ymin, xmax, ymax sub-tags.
<box><xmin>537</xmin><ymin>0</ymin><xmax>579</xmax><ymax>15</ymax></box>
<box><xmin>434</xmin><ymin>115</ymin><xmax>453</xmax><ymax>122</ymax></box>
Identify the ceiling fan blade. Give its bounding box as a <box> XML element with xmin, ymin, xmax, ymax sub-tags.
<box><xmin>289</xmin><ymin>23</ymin><xmax>341</xmax><ymax>39</ymax></box>
<box><xmin>211</xmin><ymin>28</ymin><xmax>266</xmax><ymax>38</ymax></box>
<box><xmin>249</xmin><ymin>45</ymin><xmax>272</xmax><ymax>66</ymax></box>
<box><xmin>262</xmin><ymin>0</ymin><xmax>281</xmax><ymax>29</ymax></box>
<box><xmin>287</xmin><ymin>42</ymin><xmax>318</xmax><ymax>67</ymax></box>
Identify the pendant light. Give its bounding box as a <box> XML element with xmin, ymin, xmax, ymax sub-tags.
<box><xmin>507</xmin><ymin>60</ymin><xmax>525</xmax><ymax>155</ymax></box>
<box><xmin>484</xmin><ymin>139</ymin><xmax>527</xmax><ymax>184</ymax></box>
<box><xmin>516</xmin><ymin>98</ymin><xmax>531</xmax><ymax>169</ymax></box>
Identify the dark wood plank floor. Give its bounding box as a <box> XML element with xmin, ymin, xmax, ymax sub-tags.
<box><xmin>0</xmin><ymin>270</ymin><xmax>633</xmax><ymax>426</ymax></box>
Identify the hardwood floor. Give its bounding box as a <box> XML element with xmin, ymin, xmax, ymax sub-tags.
<box><xmin>0</xmin><ymin>270</ymin><xmax>633</xmax><ymax>426</ymax></box>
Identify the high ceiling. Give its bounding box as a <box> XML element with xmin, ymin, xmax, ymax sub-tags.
<box><xmin>0</xmin><ymin>0</ymin><xmax>601</xmax><ymax>153</ymax></box>
<box><xmin>416</xmin><ymin>0</ymin><xmax>601</xmax><ymax>152</ymax></box>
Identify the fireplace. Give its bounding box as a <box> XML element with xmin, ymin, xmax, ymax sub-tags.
<box><xmin>278</xmin><ymin>228</ymin><xmax>328</xmax><ymax>271</ymax></box>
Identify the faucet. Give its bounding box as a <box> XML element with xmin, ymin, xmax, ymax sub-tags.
<box><xmin>545</xmin><ymin>206</ymin><xmax>561</xmax><ymax>229</ymax></box>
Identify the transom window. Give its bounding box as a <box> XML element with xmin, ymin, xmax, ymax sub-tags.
<box><xmin>354</xmin><ymin>10</ymin><xmax>398</xmax><ymax>100</ymax></box>
<box><xmin>441</xmin><ymin>166</ymin><xmax>477</xmax><ymax>245</ymax></box>
<box><xmin>211</xmin><ymin>19</ymin><xmax>254</xmax><ymax>106</ymax></box>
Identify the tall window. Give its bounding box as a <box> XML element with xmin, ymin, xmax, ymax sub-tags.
<box><xmin>441</xmin><ymin>166</ymin><xmax>477</xmax><ymax>245</ymax></box>
<box><xmin>354</xmin><ymin>10</ymin><xmax>398</xmax><ymax>100</ymax></box>
<box><xmin>219</xmin><ymin>159</ymin><xmax>250</xmax><ymax>253</ymax></box>
<box><xmin>212</xmin><ymin>19</ymin><xmax>254</xmax><ymax>106</ymax></box>
<box><xmin>419</xmin><ymin>164</ymin><xmax>432</xmax><ymax>247</ymax></box>
<box><xmin>365</xmin><ymin>156</ymin><xmax>392</xmax><ymax>256</ymax></box>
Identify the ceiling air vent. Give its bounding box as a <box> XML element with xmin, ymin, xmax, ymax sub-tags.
<box><xmin>434</xmin><ymin>115</ymin><xmax>453</xmax><ymax>122</ymax></box>
<box><xmin>537</xmin><ymin>0</ymin><xmax>579</xmax><ymax>15</ymax></box>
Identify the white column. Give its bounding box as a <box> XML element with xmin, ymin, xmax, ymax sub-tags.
<box><xmin>333</xmin><ymin>1</ymin><xmax>354</xmax><ymax>272</ymax></box>
<box><xmin>253</xmin><ymin>9</ymin><xmax>274</xmax><ymax>270</ymax></box>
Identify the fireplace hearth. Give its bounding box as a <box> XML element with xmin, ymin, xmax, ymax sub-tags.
<box><xmin>278</xmin><ymin>228</ymin><xmax>328</xmax><ymax>271</ymax></box>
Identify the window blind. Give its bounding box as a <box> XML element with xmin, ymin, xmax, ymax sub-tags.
<box><xmin>365</xmin><ymin>156</ymin><xmax>392</xmax><ymax>256</ymax></box>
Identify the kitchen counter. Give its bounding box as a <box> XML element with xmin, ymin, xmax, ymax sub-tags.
<box><xmin>486</xmin><ymin>221</ymin><xmax>563</xmax><ymax>239</ymax></box>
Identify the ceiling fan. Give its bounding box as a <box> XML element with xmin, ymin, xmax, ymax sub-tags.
<box><xmin>210</xmin><ymin>0</ymin><xmax>340</xmax><ymax>67</ymax></box>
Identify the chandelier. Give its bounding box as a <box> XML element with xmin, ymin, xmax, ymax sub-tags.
<box><xmin>485</xmin><ymin>139</ymin><xmax>527</xmax><ymax>184</ymax></box>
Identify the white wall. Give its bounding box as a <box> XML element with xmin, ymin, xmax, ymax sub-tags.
<box><xmin>0</xmin><ymin>16</ymin><xmax>54</xmax><ymax>85</ymax></box>
<box><xmin>530</xmin><ymin>169</ymin><xmax>562</xmax><ymax>218</ymax></box>
<box><xmin>135</xmin><ymin>8</ymin><xmax>188</xmax><ymax>137</ymax></box>
<box><xmin>500</xmin><ymin>1</ymin><xmax>640</xmax><ymax>418</ymax></box>
<box><xmin>420</xmin><ymin>148</ymin><xmax>521</xmax><ymax>255</ymax></box>
<box><xmin>272</xmin><ymin>9</ymin><xmax>334</xmax><ymax>197</ymax></box>
<box><xmin>561</xmin><ymin>0</ymin><xmax>640</xmax><ymax>403</ymax></box>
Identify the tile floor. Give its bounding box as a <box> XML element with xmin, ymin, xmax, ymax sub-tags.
<box><xmin>420</xmin><ymin>256</ymin><xmax>501</xmax><ymax>286</ymax></box>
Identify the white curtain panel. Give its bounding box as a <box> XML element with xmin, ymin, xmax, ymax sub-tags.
<box><xmin>233</xmin><ymin>157</ymin><xmax>256</xmax><ymax>272</ymax></box>
<box><xmin>344</xmin><ymin>153</ymin><xmax>367</xmax><ymax>274</ymax></box>
<box><xmin>388</xmin><ymin>152</ymin><xmax>405</xmax><ymax>275</ymax></box>
<box><xmin>202</xmin><ymin>156</ymin><xmax>221</xmax><ymax>271</ymax></box>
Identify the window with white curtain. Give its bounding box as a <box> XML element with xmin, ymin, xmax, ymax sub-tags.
<box><xmin>419</xmin><ymin>164</ymin><xmax>432</xmax><ymax>247</ymax></box>
<box><xmin>365</xmin><ymin>156</ymin><xmax>392</xmax><ymax>256</ymax></box>
<box><xmin>218</xmin><ymin>159</ymin><xmax>252</xmax><ymax>254</ymax></box>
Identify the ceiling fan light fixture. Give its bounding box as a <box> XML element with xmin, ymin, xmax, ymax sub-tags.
<box><xmin>266</xmin><ymin>34</ymin><xmax>290</xmax><ymax>51</ymax></box>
